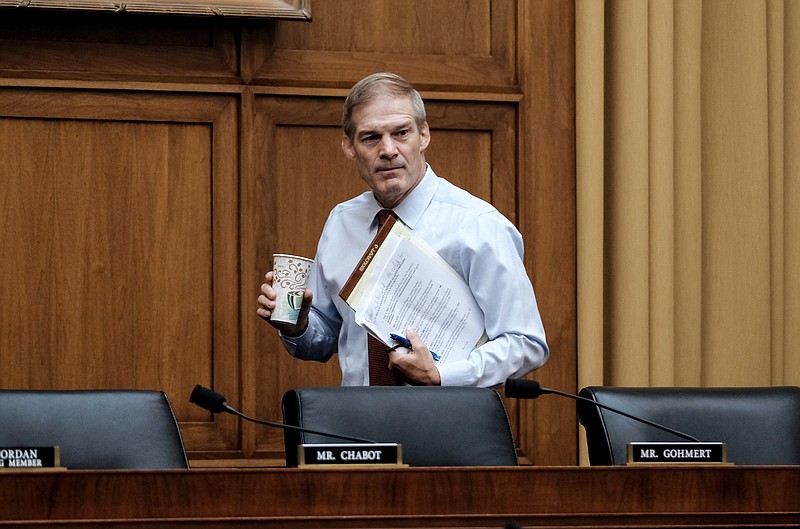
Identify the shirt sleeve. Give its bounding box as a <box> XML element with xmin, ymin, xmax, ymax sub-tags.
<box><xmin>435</xmin><ymin>211</ymin><xmax>549</xmax><ymax>387</ymax></box>
<box><xmin>280</xmin><ymin>307</ymin><xmax>339</xmax><ymax>362</ymax></box>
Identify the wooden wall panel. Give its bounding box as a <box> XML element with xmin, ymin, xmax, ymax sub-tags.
<box><xmin>0</xmin><ymin>11</ymin><xmax>239</xmax><ymax>83</ymax></box>
<box><xmin>0</xmin><ymin>118</ymin><xmax>212</xmax><ymax>389</ymax></box>
<box><xmin>248</xmin><ymin>0</ymin><xmax>516</xmax><ymax>90</ymax></box>
<box><xmin>516</xmin><ymin>0</ymin><xmax>577</xmax><ymax>465</ymax></box>
<box><xmin>0</xmin><ymin>0</ymin><xmax>576</xmax><ymax>466</ymax></box>
<box><xmin>0</xmin><ymin>89</ymin><xmax>242</xmax><ymax>456</ymax></box>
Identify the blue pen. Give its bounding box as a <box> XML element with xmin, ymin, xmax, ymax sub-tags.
<box><xmin>389</xmin><ymin>333</ymin><xmax>441</xmax><ymax>362</ymax></box>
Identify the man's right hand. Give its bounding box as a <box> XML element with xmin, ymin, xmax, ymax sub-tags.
<box><xmin>257</xmin><ymin>270</ymin><xmax>313</xmax><ymax>337</ymax></box>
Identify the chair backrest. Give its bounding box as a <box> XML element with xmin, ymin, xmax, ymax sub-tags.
<box><xmin>281</xmin><ymin>386</ymin><xmax>519</xmax><ymax>467</ymax></box>
<box><xmin>0</xmin><ymin>389</ymin><xmax>189</xmax><ymax>469</ymax></box>
<box><xmin>577</xmin><ymin>386</ymin><xmax>800</xmax><ymax>465</ymax></box>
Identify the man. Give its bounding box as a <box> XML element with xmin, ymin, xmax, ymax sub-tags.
<box><xmin>257</xmin><ymin>72</ymin><xmax>548</xmax><ymax>387</ymax></box>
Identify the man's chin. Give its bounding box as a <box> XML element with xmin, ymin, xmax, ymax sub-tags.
<box><xmin>374</xmin><ymin>175</ymin><xmax>404</xmax><ymax>192</ymax></box>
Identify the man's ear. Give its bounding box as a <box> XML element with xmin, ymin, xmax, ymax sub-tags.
<box><xmin>341</xmin><ymin>135</ymin><xmax>356</xmax><ymax>160</ymax></box>
<box><xmin>419</xmin><ymin>122</ymin><xmax>431</xmax><ymax>152</ymax></box>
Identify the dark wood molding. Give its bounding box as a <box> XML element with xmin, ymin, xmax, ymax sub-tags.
<box><xmin>2</xmin><ymin>467</ymin><xmax>798</xmax><ymax>527</ymax></box>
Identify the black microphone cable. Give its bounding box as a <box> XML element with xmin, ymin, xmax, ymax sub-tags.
<box><xmin>504</xmin><ymin>378</ymin><xmax>700</xmax><ymax>443</ymax></box>
<box><xmin>189</xmin><ymin>384</ymin><xmax>377</xmax><ymax>444</ymax></box>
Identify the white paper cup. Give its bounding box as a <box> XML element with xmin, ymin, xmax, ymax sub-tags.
<box><xmin>272</xmin><ymin>254</ymin><xmax>313</xmax><ymax>324</ymax></box>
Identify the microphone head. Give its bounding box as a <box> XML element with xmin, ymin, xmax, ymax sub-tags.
<box><xmin>189</xmin><ymin>384</ymin><xmax>228</xmax><ymax>413</ymax></box>
<box><xmin>504</xmin><ymin>378</ymin><xmax>545</xmax><ymax>399</ymax></box>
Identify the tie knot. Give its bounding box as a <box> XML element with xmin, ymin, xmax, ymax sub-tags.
<box><xmin>376</xmin><ymin>209</ymin><xmax>395</xmax><ymax>228</ymax></box>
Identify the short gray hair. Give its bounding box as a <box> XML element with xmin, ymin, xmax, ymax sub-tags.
<box><xmin>342</xmin><ymin>72</ymin><xmax>426</xmax><ymax>140</ymax></box>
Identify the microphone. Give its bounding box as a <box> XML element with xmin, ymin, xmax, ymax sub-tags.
<box><xmin>504</xmin><ymin>378</ymin><xmax>700</xmax><ymax>442</ymax></box>
<box><xmin>189</xmin><ymin>384</ymin><xmax>228</xmax><ymax>413</ymax></box>
<box><xmin>189</xmin><ymin>384</ymin><xmax>376</xmax><ymax>444</ymax></box>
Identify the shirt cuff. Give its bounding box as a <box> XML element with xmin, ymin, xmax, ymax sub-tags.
<box><xmin>279</xmin><ymin>327</ymin><xmax>309</xmax><ymax>357</ymax></box>
<box><xmin>435</xmin><ymin>360</ymin><xmax>476</xmax><ymax>387</ymax></box>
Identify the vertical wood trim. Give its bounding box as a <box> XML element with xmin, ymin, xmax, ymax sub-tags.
<box><xmin>240</xmin><ymin>87</ymin><xmax>258</xmax><ymax>456</ymax></box>
<box><xmin>518</xmin><ymin>0</ymin><xmax>577</xmax><ymax>465</ymax></box>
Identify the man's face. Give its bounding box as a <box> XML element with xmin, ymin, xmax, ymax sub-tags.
<box><xmin>341</xmin><ymin>95</ymin><xmax>431</xmax><ymax>209</ymax></box>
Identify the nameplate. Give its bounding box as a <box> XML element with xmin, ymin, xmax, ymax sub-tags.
<box><xmin>298</xmin><ymin>443</ymin><xmax>405</xmax><ymax>468</ymax></box>
<box><xmin>0</xmin><ymin>446</ymin><xmax>61</xmax><ymax>470</ymax></box>
<box><xmin>627</xmin><ymin>442</ymin><xmax>728</xmax><ymax>465</ymax></box>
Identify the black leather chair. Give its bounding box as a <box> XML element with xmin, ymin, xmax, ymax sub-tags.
<box><xmin>577</xmin><ymin>386</ymin><xmax>800</xmax><ymax>465</ymax></box>
<box><xmin>0</xmin><ymin>389</ymin><xmax>189</xmax><ymax>469</ymax></box>
<box><xmin>281</xmin><ymin>386</ymin><xmax>519</xmax><ymax>467</ymax></box>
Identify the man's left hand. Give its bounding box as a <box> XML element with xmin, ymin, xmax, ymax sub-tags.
<box><xmin>389</xmin><ymin>328</ymin><xmax>441</xmax><ymax>386</ymax></box>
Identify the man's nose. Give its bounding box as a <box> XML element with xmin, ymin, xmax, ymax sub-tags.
<box><xmin>378</xmin><ymin>136</ymin><xmax>398</xmax><ymax>157</ymax></box>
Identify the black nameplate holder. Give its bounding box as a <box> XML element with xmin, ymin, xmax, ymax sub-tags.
<box><xmin>298</xmin><ymin>443</ymin><xmax>406</xmax><ymax>468</ymax></box>
<box><xmin>0</xmin><ymin>446</ymin><xmax>63</xmax><ymax>471</ymax></box>
<box><xmin>627</xmin><ymin>442</ymin><xmax>728</xmax><ymax>465</ymax></box>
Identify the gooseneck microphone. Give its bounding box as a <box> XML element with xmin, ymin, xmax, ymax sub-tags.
<box><xmin>504</xmin><ymin>378</ymin><xmax>700</xmax><ymax>442</ymax></box>
<box><xmin>189</xmin><ymin>384</ymin><xmax>376</xmax><ymax>444</ymax></box>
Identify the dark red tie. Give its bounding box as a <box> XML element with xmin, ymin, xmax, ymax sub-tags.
<box><xmin>367</xmin><ymin>209</ymin><xmax>398</xmax><ymax>386</ymax></box>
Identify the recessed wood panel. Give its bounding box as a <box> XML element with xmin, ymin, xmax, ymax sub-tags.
<box><xmin>0</xmin><ymin>118</ymin><xmax>212</xmax><ymax>392</ymax></box>
<box><xmin>246</xmin><ymin>95</ymin><xmax>517</xmax><ymax>456</ymax></box>
<box><xmin>0</xmin><ymin>11</ymin><xmax>240</xmax><ymax>83</ymax></box>
<box><xmin>0</xmin><ymin>89</ymin><xmax>241</xmax><ymax>457</ymax></box>
<box><xmin>273</xmin><ymin>0</ymin><xmax>491</xmax><ymax>55</ymax></box>
<box><xmin>246</xmin><ymin>0</ymin><xmax>516</xmax><ymax>90</ymax></box>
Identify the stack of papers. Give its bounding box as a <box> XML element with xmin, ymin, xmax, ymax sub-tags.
<box><xmin>339</xmin><ymin>216</ymin><xmax>487</xmax><ymax>363</ymax></box>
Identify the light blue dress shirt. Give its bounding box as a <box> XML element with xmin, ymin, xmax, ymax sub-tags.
<box><xmin>281</xmin><ymin>166</ymin><xmax>549</xmax><ymax>387</ymax></box>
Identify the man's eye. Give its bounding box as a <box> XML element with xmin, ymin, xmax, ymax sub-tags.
<box><xmin>396</xmin><ymin>130</ymin><xmax>410</xmax><ymax>137</ymax></box>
